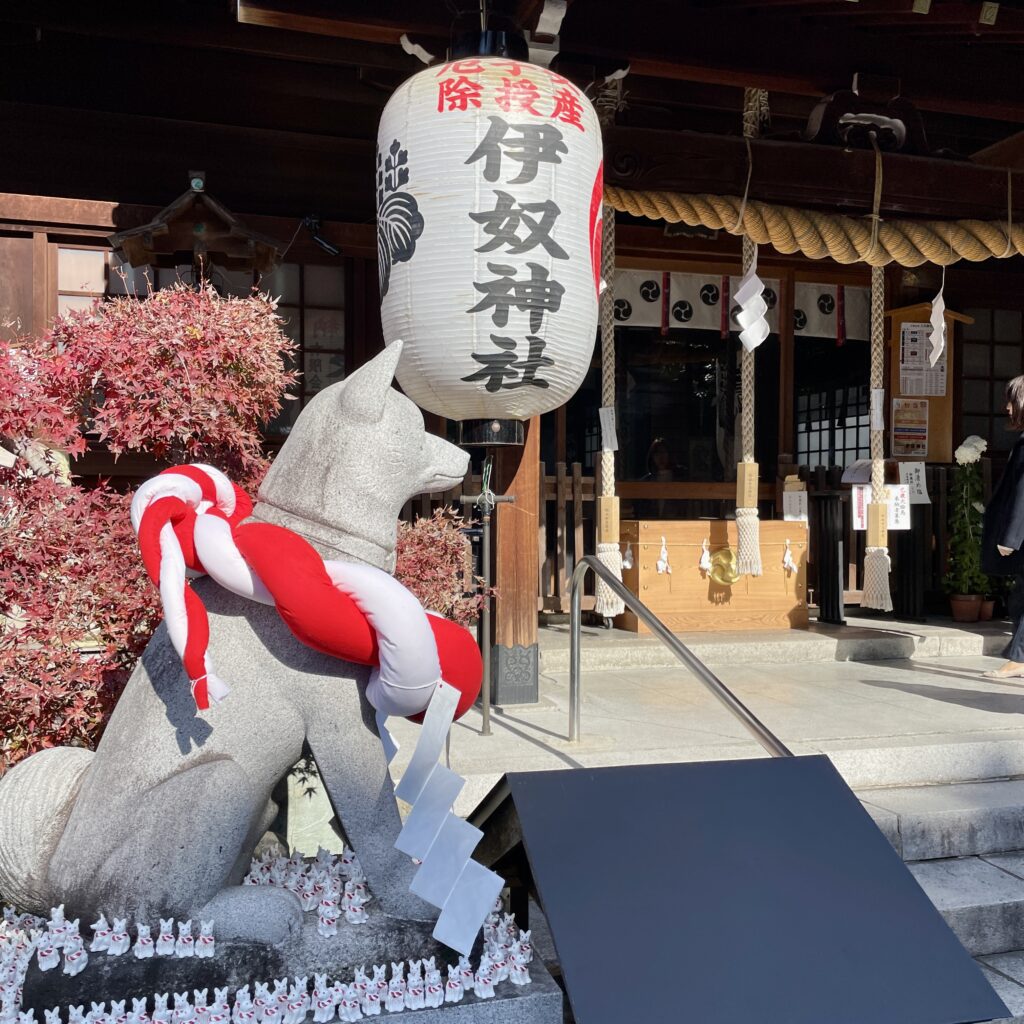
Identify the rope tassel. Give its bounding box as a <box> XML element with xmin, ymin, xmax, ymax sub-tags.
<box><xmin>862</xmin><ymin>546</ymin><xmax>893</xmax><ymax>613</ymax></box>
<box><xmin>735</xmin><ymin>506</ymin><xmax>762</xmax><ymax>577</ymax></box>
<box><xmin>594</xmin><ymin>542</ymin><xmax>626</xmax><ymax>619</ymax></box>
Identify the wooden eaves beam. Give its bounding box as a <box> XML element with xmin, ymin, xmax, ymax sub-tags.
<box><xmin>605</xmin><ymin>126</ymin><xmax>1024</xmax><ymax>221</ymax></box>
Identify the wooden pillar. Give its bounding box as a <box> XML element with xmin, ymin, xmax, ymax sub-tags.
<box><xmin>491</xmin><ymin>416</ymin><xmax>540</xmax><ymax>705</ymax></box>
<box><xmin>777</xmin><ymin>267</ymin><xmax>796</xmax><ymax>464</ymax></box>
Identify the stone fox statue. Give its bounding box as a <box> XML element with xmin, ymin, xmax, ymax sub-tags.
<box><xmin>0</xmin><ymin>343</ymin><xmax>469</xmax><ymax>942</ymax></box>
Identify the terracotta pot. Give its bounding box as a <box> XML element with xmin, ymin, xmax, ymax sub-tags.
<box><xmin>950</xmin><ymin>594</ymin><xmax>983</xmax><ymax>623</ymax></box>
<box><xmin>979</xmin><ymin>599</ymin><xmax>996</xmax><ymax>622</ymax></box>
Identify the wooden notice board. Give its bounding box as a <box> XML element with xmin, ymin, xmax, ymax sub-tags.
<box><xmin>885</xmin><ymin>303</ymin><xmax>973</xmax><ymax>465</ymax></box>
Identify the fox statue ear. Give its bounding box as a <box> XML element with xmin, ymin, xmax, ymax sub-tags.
<box><xmin>337</xmin><ymin>340</ymin><xmax>403</xmax><ymax>423</ymax></box>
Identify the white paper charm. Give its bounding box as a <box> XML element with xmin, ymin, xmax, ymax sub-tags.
<box><xmin>733</xmin><ymin>246</ymin><xmax>770</xmax><ymax>352</ymax></box>
<box><xmin>698</xmin><ymin>538</ymin><xmax>712</xmax><ymax>573</ymax></box>
<box><xmin>598</xmin><ymin>406</ymin><xmax>618</xmax><ymax>452</ymax></box>
<box><xmin>622</xmin><ymin>542</ymin><xmax>634</xmax><ymax>570</ymax></box>
<box><xmin>782</xmin><ymin>539</ymin><xmax>797</xmax><ymax>575</ymax></box>
<box><xmin>656</xmin><ymin>536</ymin><xmax>672</xmax><ymax>575</ymax></box>
<box><xmin>929</xmin><ymin>267</ymin><xmax>947</xmax><ymax>368</ymax></box>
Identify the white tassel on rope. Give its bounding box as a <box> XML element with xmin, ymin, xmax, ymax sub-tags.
<box><xmin>862</xmin><ymin>547</ymin><xmax>893</xmax><ymax>612</ymax></box>
<box><xmin>735</xmin><ymin>506</ymin><xmax>762</xmax><ymax>577</ymax></box>
<box><xmin>594</xmin><ymin>542</ymin><xmax>626</xmax><ymax>619</ymax></box>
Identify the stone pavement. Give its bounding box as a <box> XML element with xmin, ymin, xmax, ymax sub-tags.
<box><xmin>389</xmin><ymin>618</ymin><xmax>1024</xmax><ymax>817</ymax></box>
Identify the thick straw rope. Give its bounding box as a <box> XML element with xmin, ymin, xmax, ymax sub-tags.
<box><xmin>735</xmin><ymin>89</ymin><xmax>767</xmax><ymax>578</ymax></box>
<box><xmin>604</xmin><ymin>187</ymin><xmax>1024</xmax><ymax>268</ymax></box>
<box><xmin>862</xmin><ymin>263</ymin><xmax>893</xmax><ymax>611</ymax></box>
<box><xmin>594</xmin><ymin>204</ymin><xmax>626</xmax><ymax>618</ymax></box>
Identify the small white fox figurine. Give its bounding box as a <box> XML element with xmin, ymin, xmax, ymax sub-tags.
<box><xmin>35</xmin><ymin>935</ymin><xmax>59</xmax><ymax>972</ymax></box>
<box><xmin>443</xmin><ymin>965</ymin><xmax>463</xmax><ymax>1004</ymax></box>
<box><xmin>194</xmin><ymin>921</ymin><xmax>215</xmax><ymax>960</ymax></box>
<box><xmin>88</xmin><ymin>914</ymin><xmax>111</xmax><ymax>953</ymax></box>
<box><xmin>155</xmin><ymin>920</ymin><xmax>175</xmax><ymax>957</ymax></box>
<box><xmin>174</xmin><ymin>921</ymin><xmax>194</xmax><ymax>958</ymax></box>
<box><xmin>107</xmin><ymin>919</ymin><xmax>130</xmax><ymax>956</ymax></box>
<box><xmin>62</xmin><ymin>933</ymin><xmax>87</xmax><ymax>977</ymax></box>
<box><xmin>133</xmin><ymin>924</ymin><xmax>154</xmax><ymax>959</ymax></box>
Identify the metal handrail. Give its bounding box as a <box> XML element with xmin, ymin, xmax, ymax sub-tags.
<box><xmin>569</xmin><ymin>555</ymin><xmax>793</xmax><ymax>758</ymax></box>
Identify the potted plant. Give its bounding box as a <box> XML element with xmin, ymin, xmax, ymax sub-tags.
<box><xmin>943</xmin><ymin>435</ymin><xmax>989</xmax><ymax>622</ymax></box>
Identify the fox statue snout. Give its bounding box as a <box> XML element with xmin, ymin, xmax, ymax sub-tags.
<box><xmin>0</xmin><ymin>342</ymin><xmax>471</xmax><ymax>939</ymax></box>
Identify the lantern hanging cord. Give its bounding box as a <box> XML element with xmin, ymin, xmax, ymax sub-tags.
<box><xmin>730</xmin><ymin>138</ymin><xmax>754</xmax><ymax>235</ymax></box>
<box><xmin>602</xmin><ymin>188</ymin><xmax>1024</xmax><ymax>266</ymax></box>
<box><xmin>1002</xmin><ymin>168</ymin><xmax>1014</xmax><ymax>259</ymax></box>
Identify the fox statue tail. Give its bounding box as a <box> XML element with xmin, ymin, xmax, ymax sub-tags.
<box><xmin>0</xmin><ymin>746</ymin><xmax>93</xmax><ymax>914</ymax></box>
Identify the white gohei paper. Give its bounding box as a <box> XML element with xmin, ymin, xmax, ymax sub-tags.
<box><xmin>395</xmin><ymin>764</ymin><xmax>466</xmax><ymax>860</ymax></box>
<box><xmin>432</xmin><ymin>860</ymin><xmax>505</xmax><ymax>955</ymax></box>
<box><xmin>598</xmin><ymin>406</ymin><xmax>618</xmax><ymax>452</ymax></box>
<box><xmin>410</xmin><ymin>816</ymin><xmax>484</xmax><ymax>906</ymax></box>
<box><xmin>390</xmin><ymin>681</ymin><xmax>504</xmax><ymax>955</ymax></box>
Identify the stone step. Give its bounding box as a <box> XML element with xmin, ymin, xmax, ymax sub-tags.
<box><xmin>858</xmin><ymin>780</ymin><xmax>1024</xmax><ymax>861</ymax></box>
<box><xmin>910</xmin><ymin>855</ymin><xmax>1024</xmax><ymax>956</ymax></box>
<box><xmin>979</xmin><ymin>951</ymin><xmax>1024</xmax><ymax>1023</ymax></box>
<box><xmin>538</xmin><ymin>617</ymin><xmax>1011</xmax><ymax>673</ymax></box>
<box><xmin>811</xmin><ymin>735</ymin><xmax>1024</xmax><ymax>791</ymax></box>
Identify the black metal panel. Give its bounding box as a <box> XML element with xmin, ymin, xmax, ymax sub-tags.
<box><xmin>893</xmin><ymin>503</ymin><xmax>929</xmax><ymax>622</ymax></box>
<box><xmin>810</xmin><ymin>490</ymin><xmax>846</xmax><ymax>624</ymax></box>
<box><xmin>505</xmin><ymin>757</ymin><xmax>1008</xmax><ymax>1024</ymax></box>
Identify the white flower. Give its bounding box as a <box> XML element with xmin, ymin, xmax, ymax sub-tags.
<box><xmin>954</xmin><ymin>435</ymin><xmax>988</xmax><ymax>465</ymax></box>
<box><xmin>973</xmin><ymin>501</ymin><xmax>986</xmax><ymax>514</ymax></box>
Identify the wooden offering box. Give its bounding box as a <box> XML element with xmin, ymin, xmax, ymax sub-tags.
<box><xmin>617</xmin><ymin>520</ymin><xmax>809</xmax><ymax>634</ymax></box>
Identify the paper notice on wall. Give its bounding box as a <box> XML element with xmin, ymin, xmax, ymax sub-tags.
<box><xmin>598</xmin><ymin>406</ymin><xmax>618</xmax><ymax>452</ymax></box>
<box><xmin>897</xmin><ymin>462</ymin><xmax>930</xmax><ymax>504</ymax></box>
<box><xmin>892</xmin><ymin>398</ymin><xmax>929</xmax><ymax>458</ymax></box>
<box><xmin>852</xmin><ymin>484</ymin><xmax>911</xmax><ymax>531</ymax></box>
<box><xmin>783</xmin><ymin>490</ymin><xmax>808</xmax><ymax>522</ymax></box>
<box><xmin>900</xmin><ymin>321</ymin><xmax>947</xmax><ymax>396</ymax></box>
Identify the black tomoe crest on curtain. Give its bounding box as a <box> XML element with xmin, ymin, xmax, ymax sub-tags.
<box><xmin>639</xmin><ymin>279</ymin><xmax>661</xmax><ymax>302</ymax></box>
<box><xmin>672</xmin><ymin>299</ymin><xmax>693</xmax><ymax>323</ymax></box>
<box><xmin>376</xmin><ymin>139</ymin><xmax>424</xmax><ymax>298</ymax></box>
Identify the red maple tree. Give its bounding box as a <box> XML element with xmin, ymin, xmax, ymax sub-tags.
<box><xmin>0</xmin><ymin>284</ymin><xmax>297</xmax><ymax>771</ymax></box>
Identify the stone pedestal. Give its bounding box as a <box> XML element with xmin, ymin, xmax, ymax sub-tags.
<box><xmin>491</xmin><ymin>644</ymin><xmax>539</xmax><ymax>706</ymax></box>
<box><xmin>22</xmin><ymin>918</ymin><xmax>563</xmax><ymax>1024</ymax></box>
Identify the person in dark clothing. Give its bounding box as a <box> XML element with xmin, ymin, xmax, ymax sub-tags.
<box><xmin>982</xmin><ymin>375</ymin><xmax>1024</xmax><ymax>678</ymax></box>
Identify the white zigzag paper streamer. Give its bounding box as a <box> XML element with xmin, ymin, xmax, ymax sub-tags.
<box><xmin>733</xmin><ymin>247</ymin><xmax>770</xmax><ymax>353</ymax></box>
<box><xmin>390</xmin><ymin>682</ymin><xmax>503</xmax><ymax>955</ymax></box>
<box><xmin>929</xmin><ymin>274</ymin><xmax>947</xmax><ymax>368</ymax></box>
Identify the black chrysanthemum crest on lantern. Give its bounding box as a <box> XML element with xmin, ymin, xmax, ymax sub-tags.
<box><xmin>376</xmin><ymin>140</ymin><xmax>424</xmax><ymax>298</ymax></box>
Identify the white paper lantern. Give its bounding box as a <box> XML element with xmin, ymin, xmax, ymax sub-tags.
<box><xmin>377</xmin><ymin>56</ymin><xmax>604</xmax><ymax>422</ymax></box>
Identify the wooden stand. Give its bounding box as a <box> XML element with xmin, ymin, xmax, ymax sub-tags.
<box><xmin>617</xmin><ymin>519</ymin><xmax>809</xmax><ymax>633</ymax></box>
